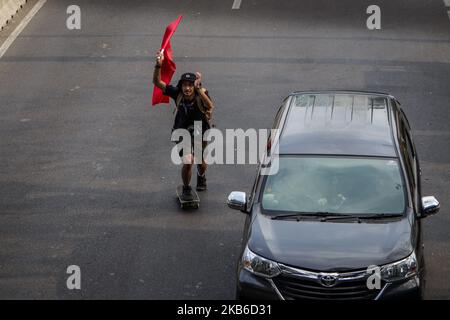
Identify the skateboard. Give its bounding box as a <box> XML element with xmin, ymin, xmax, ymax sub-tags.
<box><xmin>176</xmin><ymin>185</ymin><xmax>200</xmax><ymax>209</ymax></box>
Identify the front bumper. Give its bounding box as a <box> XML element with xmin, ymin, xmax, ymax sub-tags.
<box><xmin>236</xmin><ymin>266</ymin><xmax>422</xmax><ymax>300</ymax></box>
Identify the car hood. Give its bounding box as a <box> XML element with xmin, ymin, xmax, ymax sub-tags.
<box><xmin>247</xmin><ymin>205</ymin><xmax>415</xmax><ymax>272</ymax></box>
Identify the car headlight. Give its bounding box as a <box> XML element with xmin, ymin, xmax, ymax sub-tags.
<box><xmin>242</xmin><ymin>246</ymin><xmax>281</xmax><ymax>278</ymax></box>
<box><xmin>380</xmin><ymin>252</ymin><xmax>418</xmax><ymax>282</ymax></box>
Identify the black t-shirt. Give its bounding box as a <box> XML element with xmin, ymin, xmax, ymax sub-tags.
<box><xmin>164</xmin><ymin>84</ymin><xmax>210</xmax><ymax>133</ymax></box>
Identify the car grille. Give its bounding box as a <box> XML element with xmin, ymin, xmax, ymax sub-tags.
<box><xmin>272</xmin><ymin>274</ymin><xmax>382</xmax><ymax>300</ymax></box>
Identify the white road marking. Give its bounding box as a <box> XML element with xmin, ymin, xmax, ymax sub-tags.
<box><xmin>232</xmin><ymin>0</ymin><xmax>242</xmax><ymax>10</ymax></box>
<box><xmin>0</xmin><ymin>0</ymin><xmax>47</xmax><ymax>59</ymax></box>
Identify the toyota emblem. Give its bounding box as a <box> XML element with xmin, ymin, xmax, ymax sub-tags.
<box><xmin>319</xmin><ymin>274</ymin><xmax>338</xmax><ymax>287</ymax></box>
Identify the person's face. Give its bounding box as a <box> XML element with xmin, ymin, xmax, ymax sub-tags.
<box><xmin>181</xmin><ymin>81</ymin><xmax>195</xmax><ymax>98</ymax></box>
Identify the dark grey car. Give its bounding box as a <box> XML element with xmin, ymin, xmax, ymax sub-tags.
<box><xmin>228</xmin><ymin>91</ymin><xmax>440</xmax><ymax>300</ymax></box>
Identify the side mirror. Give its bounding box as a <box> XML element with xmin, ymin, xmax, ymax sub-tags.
<box><xmin>227</xmin><ymin>191</ymin><xmax>247</xmax><ymax>213</ymax></box>
<box><xmin>421</xmin><ymin>196</ymin><xmax>440</xmax><ymax>217</ymax></box>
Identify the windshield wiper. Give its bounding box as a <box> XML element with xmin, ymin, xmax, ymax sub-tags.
<box><xmin>271</xmin><ymin>212</ymin><xmax>352</xmax><ymax>220</ymax></box>
<box><xmin>322</xmin><ymin>213</ymin><xmax>404</xmax><ymax>221</ymax></box>
<box><xmin>357</xmin><ymin>213</ymin><xmax>404</xmax><ymax>219</ymax></box>
<box><xmin>272</xmin><ymin>212</ymin><xmax>404</xmax><ymax>221</ymax></box>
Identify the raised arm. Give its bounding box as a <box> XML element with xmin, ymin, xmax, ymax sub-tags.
<box><xmin>195</xmin><ymin>72</ymin><xmax>214</xmax><ymax>112</ymax></box>
<box><xmin>153</xmin><ymin>50</ymin><xmax>167</xmax><ymax>91</ymax></box>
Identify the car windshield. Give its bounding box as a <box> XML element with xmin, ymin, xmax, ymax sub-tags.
<box><xmin>262</xmin><ymin>156</ymin><xmax>406</xmax><ymax>216</ymax></box>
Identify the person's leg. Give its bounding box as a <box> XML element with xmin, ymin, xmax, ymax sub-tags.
<box><xmin>197</xmin><ymin>162</ymin><xmax>207</xmax><ymax>176</ymax></box>
<box><xmin>182</xmin><ymin>163</ymin><xmax>193</xmax><ymax>186</ymax></box>
<box><xmin>181</xmin><ymin>153</ymin><xmax>195</xmax><ymax>200</ymax></box>
<box><xmin>182</xmin><ymin>153</ymin><xmax>195</xmax><ymax>185</ymax></box>
<box><xmin>196</xmin><ymin>142</ymin><xmax>208</xmax><ymax>191</ymax></box>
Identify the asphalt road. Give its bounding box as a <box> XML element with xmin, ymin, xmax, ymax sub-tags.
<box><xmin>0</xmin><ymin>0</ymin><xmax>449</xmax><ymax>299</ymax></box>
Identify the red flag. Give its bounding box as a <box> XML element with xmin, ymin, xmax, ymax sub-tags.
<box><xmin>152</xmin><ymin>15</ymin><xmax>183</xmax><ymax>106</ymax></box>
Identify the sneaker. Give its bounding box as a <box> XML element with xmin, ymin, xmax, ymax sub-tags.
<box><xmin>196</xmin><ymin>174</ymin><xmax>207</xmax><ymax>191</ymax></box>
<box><xmin>182</xmin><ymin>185</ymin><xmax>194</xmax><ymax>201</ymax></box>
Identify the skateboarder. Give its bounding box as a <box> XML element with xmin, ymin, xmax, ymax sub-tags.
<box><xmin>153</xmin><ymin>50</ymin><xmax>214</xmax><ymax>201</ymax></box>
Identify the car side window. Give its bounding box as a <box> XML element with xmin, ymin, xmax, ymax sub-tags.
<box><xmin>404</xmin><ymin>130</ymin><xmax>416</xmax><ymax>164</ymax></box>
<box><xmin>248</xmin><ymin>165</ymin><xmax>261</xmax><ymax>209</ymax></box>
<box><xmin>273</xmin><ymin>103</ymin><xmax>286</xmax><ymax>129</ymax></box>
<box><xmin>398</xmin><ymin>112</ymin><xmax>419</xmax><ymax>211</ymax></box>
<box><xmin>398</xmin><ymin>107</ymin><xmax>416</xmax><ymax>158</ymax></box>
<box><xmin>400</xmin><ymin>108</ymin><xmax>411</xmax><ymax>132</ymax></box>
<box><xmin>267</xmin><ymin>100</ymin><xmax>288</xmax><ymax>155</ymax></box>
<box><xmin>249</xmin><ymin>102</ymin><xmax>287</xmax><ymax>208</ymax></box>
<box><xmin>251</xmin><ymin>100</ymin><xmax>289</xmax><ymax>208</ymax></box>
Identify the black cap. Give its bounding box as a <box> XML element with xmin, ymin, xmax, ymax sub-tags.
<box><xmin>177</xmin><ymin>72</ymin><xmax>196</xmax><ymax>87</ymax></box>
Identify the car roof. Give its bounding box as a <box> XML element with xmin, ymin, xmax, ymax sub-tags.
<box><xmin>278</xmin><ymin>91</ymin><xmax>397</xmax><ymax>157</ymax></box>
